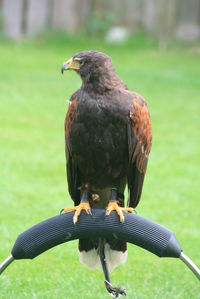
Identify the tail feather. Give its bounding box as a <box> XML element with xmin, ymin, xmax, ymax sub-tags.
<box><xmin>78</xmin><ymin>239</ymin><xmax>127</xmax><ymax>272</ymax></box>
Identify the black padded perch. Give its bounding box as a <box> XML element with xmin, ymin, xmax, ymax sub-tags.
<box><xmin>0</xmin><ymin>209</ymin><xmax>200</xmax><ymax>283</ymax></box>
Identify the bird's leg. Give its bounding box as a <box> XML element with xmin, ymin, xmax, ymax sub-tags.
<box><xmin>99</xmin><ymin>238</ymin><xmax>126</xmax><ymax>298</ymax></box>
<box><xmin>106</xmin><ymin>188</ymin><xmax>134</xmax><ymax>222</ymax></box>
<box><xmin>61</xmin><ymin>190</ymin><xmax>91</xmax><ymax>224</ymax></box>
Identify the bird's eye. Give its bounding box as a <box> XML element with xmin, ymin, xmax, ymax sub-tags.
<box><xmin>74</xmin><ymin>57</ymin><xmax>84</xmax><ymax>66</ymax></box>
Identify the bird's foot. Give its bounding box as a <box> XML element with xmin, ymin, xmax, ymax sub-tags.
<box><xmin>61</xmin><ymin>190</ymin><xmax>91</xmax><ymax>224</ymax></box>
<box><xmin>105</xmin><ymin>280</ymin><xmax>126</xmax><ymax>298</ymax></box>
<box><xmin>106</xmin><ymin>201</ymin><xmax>134</xmax><ymax>222</ymax></box>
<box><xmin>106</xmin><ymin>189</ymin><xmax>134</xmax><ymax>222</ymax></box>
<box><xmin>61</xmin><ymin>201</ymin><xmax>92</xmax><ymax>224</ymax></box>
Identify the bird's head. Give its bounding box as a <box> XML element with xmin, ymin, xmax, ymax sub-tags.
<box><xmin>61</xmin><ymin>50</ymin><xmax>125</xmax><ymax>92</ymax></box>
<box><xmin>61</xmin><ymin>50</ymin><xmax>112</xmax><ymax>77</ymax></box>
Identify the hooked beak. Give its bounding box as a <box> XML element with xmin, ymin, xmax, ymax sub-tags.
<box><xmin>61</xmin><ymin>62</ymin><xmax>69</xmax><ymax>74</ymax></box>
<box><xmin>61</xmin><ymin>58</ymin><xmax>80</xmax><ymax>74</ymax></box>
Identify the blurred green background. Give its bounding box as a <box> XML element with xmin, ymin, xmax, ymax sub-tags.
<box><xmin>0</xmin><ymin>1</ymin><xmax>200</xmax><ymax>298</ymax></box>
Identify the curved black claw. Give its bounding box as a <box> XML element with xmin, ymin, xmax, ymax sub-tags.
<box><xmin>60</xmin><ymin>208</ymin><xmax>65</xmax><ymax>215</ymax></box>
<box><xmin>105</xmin><ymin>280</ymin><xmax>126</xmax><ymax>298</ymax></box>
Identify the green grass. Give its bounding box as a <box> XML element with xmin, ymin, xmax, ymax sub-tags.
<box><xmin>0</xmin><ymin>34</ymin><xmax>200</xmax><ymax>298</ymax></box>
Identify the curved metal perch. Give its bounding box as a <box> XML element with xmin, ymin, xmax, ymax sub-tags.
<box><xmin>1</xmin><ymin>209</ymin><xmax>200</xmax><ymax>283</ymax></box>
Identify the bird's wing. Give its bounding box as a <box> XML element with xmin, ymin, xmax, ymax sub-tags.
<box><xmin>65</xmin><ymin>92</ymin><xmax>81</xmax><ymax>205</ymax></box>
<box><xmin>127</xmin><ymin>94</ymin><xmax>152</xmax><ymax>208</ymax></box>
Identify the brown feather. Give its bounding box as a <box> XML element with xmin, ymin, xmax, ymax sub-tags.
<box><xmin>128</xmin><ymin>94</ymin><xmax>152</xmax><ymax>207</ymax></box>
<box><xmin>65</xmin><ymin>92</ymin><xmax>80</xmax><ymax>204</ymax></box>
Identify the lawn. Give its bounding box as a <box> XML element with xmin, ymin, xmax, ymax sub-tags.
<box><xmin>0</xmin><ymin>35</ymin><xmax>200</xmax><ymax>298</ymax></box>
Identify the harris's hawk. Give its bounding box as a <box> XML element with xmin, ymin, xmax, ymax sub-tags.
<box><xmin>61</xmin><ymin>51</ymin><xmax>152</xmax><ymax>298</ymax></box>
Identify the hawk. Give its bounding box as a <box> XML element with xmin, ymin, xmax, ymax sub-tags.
<box><xmin>61</xmin><ymin>51</ymin><xmax>152</xmax><ymax>298</ymax></box>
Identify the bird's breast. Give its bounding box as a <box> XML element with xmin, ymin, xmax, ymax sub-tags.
<box><xmin>69</xmin><ymin>97</ymin><xmax>129</xmax><ymax>187</ymax></box>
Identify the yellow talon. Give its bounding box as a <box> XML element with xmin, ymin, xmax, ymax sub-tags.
<box><xmin>106</xmin><ymin>201</ymin><xmax>134</xmax><ymax>222</ymax></box>
<box><xmin>63</xmin><ymin>202</ymin><xmax>91</xmax><ymax>224</ymax></box>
